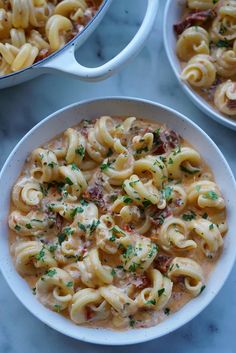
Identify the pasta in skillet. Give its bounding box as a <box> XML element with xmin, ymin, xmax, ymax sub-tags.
<box><xmin>0</xmin><ymin>0</ymin><xmax>102</xmax><ymax>76</ymax></box>
<box><xmin>174</xmin><ymin>0</ymin><xmax>236</xmax><ymax>118</ymax></box>
<box><xmin>8</xmin><ymin>115</ymin><xmax>227</xmax><ymax>330</ymax></box>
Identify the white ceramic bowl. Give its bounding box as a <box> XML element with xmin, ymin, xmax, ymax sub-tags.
<box><xmin>0</xmin><ymin>97</ymin><xmax>236</xmax><ymax>345</ymax></box>
<box><xmin>163</xmin><ymin>0</ymin><xmax>236</xmax><ymax>131</ymax></box>
<box><xmin>0</xmin><ymin>0</ymin><xmax>159</xmax><ymax>89</ymax></box>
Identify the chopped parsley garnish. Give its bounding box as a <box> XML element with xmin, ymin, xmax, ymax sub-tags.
<box><xmin>129</xmin><ymin>316</ymin><xmax>136</xmax><ymax>328</ymax></box>
<box><xmin>143</xmin><ymin>199</ymin><xmax>151</xmax><ymax>207</ymax></box>
<box><xmin>48</xmin><ymin>162</ymin><xmax>56</xmax><ymax>168</ymax></box>
<box><xmin>182</xmin><ymin>210</ymin><xmax>196</xmax><ymax>221</ymax></box>
<box><xmin>66</xmin><ymin>281</ymin><xmax>73</xmax><ymax>288</ymax></box>
<box><xmin>148</xmin><ymin>243</ymin><xmax>158</xmax><ymax>258</ymax></box>
<box><xmin>164</xmin><ymin>307</ymin><xmax>170</xmax><ymax>315</ymax></box>
<box><xmin>202</xmin><ymin>212</ymin><xmax>208</xmax><ymax>219</ymax></box>
<box><xmin>200</xmin><ymin>285</ymin><xmax>206</xmax><ymax>294</ymax></box>
<box><xmin>78</xmin><ymin>223</ymin><xmax>86</xmax><ymax>231</ymax></box>
<box><xmin>122</xmin><ymin>244</ymin><xmax>133</xmax><ymax>259</ymax></box>
<box><xmin>71</xmin><ymin>163</ymin><xmax>80</xmax><ymax>171</ymax></box>
<box><xmin>128</xmin><ymin>262</ymin><xmax>139</xmax><ymax>272</ymax></box>
<box><xmin>35</xmin><ymin>248</ymin><xmax>45</xmax><ymax>262</ymax></box>
<box><xmin>123</xmin><ymin>196</ymin><xmax>133</xmax><ymax>204</ymax></box>
<box><xmin>46</xmin><ymin>269</ymin><xmax>57</xmax><ymax>277</ymax></box>
<box><xmin>216</xmin><ymin>39</ymin><xmax>230</xmax><ymax>48</ymax></box>
<box><xmin>26</xmin><ymin>223</ymin><xmax>32</xmax><ymax>229</ymax></box>
<box><xmin>158</xmin><ymin>288</ymin><xmax>165</xmax><ymax>297</ymax></box>
<box><xmin>70</xmin><ymin>206</ymin><xmax>84</xmax><ymax>218</ymax></box>
<box><xmin>168</xmin><ymin>157</ymin><xmax>174</xmax><ymax>165</ymax></box>
<box><xmin>54</xmin><ymin>304</ymin><xmax>61</xmax><ymax>312</ymax></box>
<box><xmin>58</xmin><ymin>233</ymin><xmax>67</xmax><ymax>245</ymax></box>
<box><xmin>146</xmin><ymin>299</ymin><xmax>156</xmax><ymax>305</ymax></box>
<box><xmin>65</xmin><ymin>177</ymin><xmax>73</xmax><ymax>185</ymax></box>
<box><xmin>89</xmin><ymin>220</ymin><xmax>100</xmax><ymax>234</ymax></box>
<box><xmin>209</xmin><ymin>223</ymin><xmax>214</xmax><ymax>230</ymax></box>
<box><xmin>100</xmin><ymin>161</ymin><xmax>111</xmax><ymax>171</ymax></box>
<box><xmin>164</xmin><ymin>186</ymin><xmax>172</xmax><ymax>201</ymax></box>
<box><xmin>111</xmin><ymin>269</ymin><xmax>116</xmax><ymax>276</ymax></box>
<box><xmin>49</xmin><ymin>244</ymin><xmax>58</xmax><ymax>253</ymax></box>
<box><xmin>75</xmin><ymin>145</ymin><xmax>85</xmax><ymax>157</ymax></box>
<box><xmin>204</xmin><ymin>191</ymin><xmax>218</xmax><ymax>200</ymax></box>
<box><xmin>14</xmin><ymin>224</ymin><xmax>21</xmax><ymax>231</ymax></box>
<box><xmin>109</xmin><ymin>234</ymin><xmax>116</xmax><ymax>242</ymax></box>
<box><xmin>80</xmin><ymin>199</ymin><xmax>88</xmax><ymax>206</ymax></box>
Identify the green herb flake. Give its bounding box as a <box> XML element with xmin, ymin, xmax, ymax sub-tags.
<box><xmin>26</xmin><ymin>223</ymin><xmax>32</xmax><ymax>229</ymax></box>
<box><xmin>14</xmin><ymin>224</ymin><xmax>21</xmax><ymax>231</ymax></box>
<box><xmin>123</xmin><ymin>196</ymin><xmax>133</xmax><ymax>204</ymax></box>
<box><xmin>202</xmin><ymin>212</ymin><xmax>208</xmax><ymax>219</ymax></box>
<box><xmin>71</xmin><ymin>163</ymin><xmax>80</xmax><ymax>171</ymax></box>
<box><xmin>111</xmin><ymin>269</ymin><xmax>116</xmax><ymax>276</ymax></box>
<box><xmin>129</xmin><ymin>316</ymin><xmax>136</xmax><ymax>328</ymax></box>
<box><xmin>164</xmin><ymin>307</ymin><xmax>170</xmax><ymax>315</ymax></box>
<box><xmin>200</xmin><ymin>285</ymin><xmax>206</xmax><ymax>294</ymax></box>
<box><xmin>209</xmin><ymin>223</ymin><xmax>214</xmax><ymax>230</ymax></box>
<box><xmin>46</xmin><ymin>269</ymin><xmax>57</xmax><ymax>277</ymax></box>
<box><xmin>164</xmin><ymin>186</ymin><xmax>172</xmax><ymax>201</ymax></box>
<box><xmin>75</xmin><ymin>145</ymin><xmax>85</xmax><ymax>157</ymax></box>
<box><xmin>78</xmin><ymin>223</ymin><xmax>86</xmax><ymax>231</ymax></box>
<box><xmin>66</xmin><ymin>281</ymin><xmax>73</xmax><ymax>288</ymax></box>
<box><xmin>58</xmin><ymin>233</ymin><xmax>67</xmax><ymax>245</ymax></box>
<box><xmin>70</xmin><ymin>206</ymin><xmax>84</xmax><ymax>218</ymax></box>
<box><xmin>158</xmin><ymin>288</ymin><xmax>165</xmax><ymax>297</ymax></box>
<box><xmin>65</xmin><ymin>177</ymin><xmax>73</xmax><ymax>185</ymax></box>
<box><xmin>128</xmin><ymin>262</ymin><xmax>139</xmax><ymax>272</ymax></box>
<box><xmin>54</xmin><ymin>304</ymin><xmax>61</xmax><ymax>312</ymax></box>
<box><xmin>146</xmin><ymin>299</ymin><xmax>156</xmax><ymax>305</ymax></box>
<box><xmin>168</xmin><ymin>157</ymin><xmax>174</xmax><ymax>165</ymax></box>
<box><xmin>109</xmin><ymin>234</ymin><xmax>116</xmax><ymax>242</ymax></box>
<box><xmin>100</xmin><ymin>161</ymin><xmax>111</xmax><ymax>171</ymax></box>
<box><xmin>182</xmin><ymin>211</ymin><xmax>196</xmax><ymax>221</ymax></box>
<box><xmin>204</xmin><ymin>191</ymin><xmax>219</xmax><ymax>200</ymax></box>
<box><xmin>216</xmin><ymin>39</ymin><xmax>230</xmax><ymax>48</ymax></box>
<box><xmin>35</xmin><ymin>248</ymin><xmax>45</xmax><ymax>262</ymax></box>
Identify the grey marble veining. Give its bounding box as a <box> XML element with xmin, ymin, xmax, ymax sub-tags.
<box><xmin>0</xmin><ymin>1</ymin><xmax>236</xmax><ymax>352</ymax></box>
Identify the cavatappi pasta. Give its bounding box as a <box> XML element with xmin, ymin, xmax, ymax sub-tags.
<box><xmin>0</xmin><ymin>0</ymin><xmax>102</xmax><ymax>76</ymax></box>
<box><xmin>8</xmin><ymin>116</ymin><xmax>227</xmax><ymax>330</ymax></box>
<box><xmin>174</xmin><ymin>0</ymin><xmax>236</xmax><ymax>118</ymax></box>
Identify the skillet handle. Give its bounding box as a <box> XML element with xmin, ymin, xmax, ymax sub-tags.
<box><xmin>40</xmin><ymin>0</ymin><xmax>159</xmax><ymax>81</ymax></box>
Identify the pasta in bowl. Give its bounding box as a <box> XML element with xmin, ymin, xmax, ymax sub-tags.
<box><xmin>164</xmin><ymin>0</ymin><xmax>236</xmax><ymax>130</ymax></box>
<box><xmin>0</xmin><ymin>97</ymin><xmax>235</xmax><ymax>344</ymax></box>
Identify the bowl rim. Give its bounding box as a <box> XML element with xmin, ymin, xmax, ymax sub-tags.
<box><xmin>163</xmin><ymin>0</ymin><xmax>236</xmax><ymax>131</ymax></box>
<box><xmin>1</xmin><ymin>96</ymin><xmax>236</xmax><ymax>345</ymax></box>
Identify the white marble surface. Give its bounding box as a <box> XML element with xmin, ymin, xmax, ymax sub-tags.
<box><xmin>0</xmin><ymin>0</ymin><xmax>236</xmax><ymax>352</ymax></box>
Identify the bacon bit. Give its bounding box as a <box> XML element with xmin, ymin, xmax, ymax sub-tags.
<box><xmin>85</xmin><ymin>306</ymin><xmax>94</xmax><ymax>321</ymax></box>
<box><xmin>55</xmin><ymin>214</ymin><xmax>63</xmax><ymax>232</ymax></box>
<box><xmin>227</xmin><ymin>99</ymin><xmax>236</xmax><ymax>109</ymax></box>
<box><xmin>173</xmin><ymin>9</ymin><xmax>216</xmax><ymax>35</ymax></box>
<box><xmin>155</xmin><ymin>255</ymin><xmax>173</xmax><ymax>274</ymax></box>
<box><xmin>131</xmin><ymin>275</ymin><xmax>150</xmax><ymax>289</ymax></box>
<box><xmin>82</xmin><ymin>184</ymin><xmax>106</xmax><ymax>211</ymax></box>
<box><xmin>35</xmin><ymin>49</ymin><xmax>50</xmax><ymax>63</ymax></box>
<box><xmin>152</xmin><ymin>129</ymin><xmax>180</xmax><ymax>154</ymax></box>
<box><xmin>123</xmin><ymin>224</ymin><xmax>132</xmax><ymax>233</ymax></box>
<box><xmin>150</xmin><ymin>207</ymin><xmax>171</xmax><ymax>227</ymax></box>
<box><xmin>80</xmin><ymin>127</ymin><xmax>89</xmax><ymax>138</ymax></box>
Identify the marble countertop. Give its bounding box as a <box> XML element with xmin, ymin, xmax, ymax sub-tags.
<box><xmin>0</xmin><ymin>1</ymin><xmax>236</xmax><ymax>352</ymax></box>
